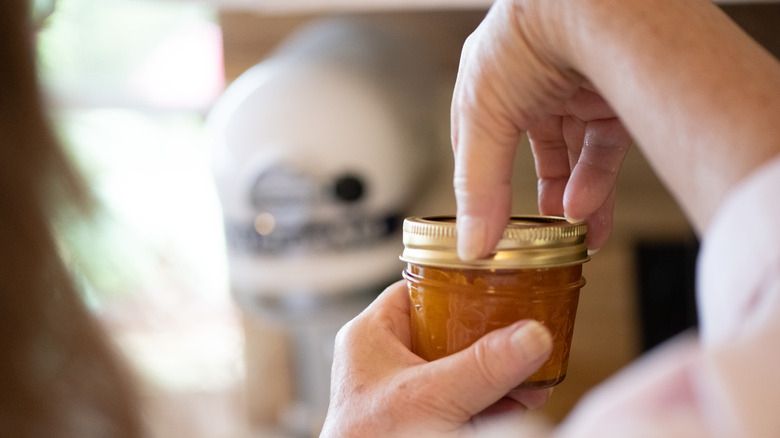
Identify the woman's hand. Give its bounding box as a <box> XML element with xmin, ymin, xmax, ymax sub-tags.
<box><xmin>451</xmin><ymin>0</ymin><xmax>632</xmax><ymax>260</ymax></box>
<box><xmin>320</xmin><ymin>280</ymin><xmax>553</xmax><ymax>437</ymax></box>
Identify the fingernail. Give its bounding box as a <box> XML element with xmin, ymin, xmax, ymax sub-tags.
<box><xmin>587</xmin><ymin>248</ymin><xmax>600</xmax><ymax>256</ymax></box>
<box><xmin>457</xmin><ymin>215</ymin><xmax>486</xmax><ymax>261</ymax></box>
<box><xmin>510</xmin><ymin>321</ymin><xmax>553</xmax><ymax>363</ymax></box>
<box><xmin>563</xmin><ymin>213</ymin><xmax>581</xmax><ymax>223</ymax></box>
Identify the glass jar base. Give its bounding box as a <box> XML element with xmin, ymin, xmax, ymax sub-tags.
<box><xmin>515</xmin><ymin>374</ymin><xmax>566</xmax><ymax>390</ymax></box>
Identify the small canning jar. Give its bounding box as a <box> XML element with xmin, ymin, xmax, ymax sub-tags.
<box><xmin>401</xmin><ymin>215</ymin><xmax>589</xmax><ymax>389</ymax></box>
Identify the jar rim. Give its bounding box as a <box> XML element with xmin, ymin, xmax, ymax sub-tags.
<box><xmin>400</xmin><ymin>215</ymin><xmax>589</xmax><ymax>269</ymax></box>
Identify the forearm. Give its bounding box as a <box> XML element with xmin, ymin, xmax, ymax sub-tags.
<box><xmin>542</xmin><ymin>0</ymin><xmax>780</xmax><ymax>233</ymax></box>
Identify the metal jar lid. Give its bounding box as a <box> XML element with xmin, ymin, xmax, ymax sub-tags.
<box><xmin>400</xmin><ymin>215</ymin><xmax>589</xmax><ymax>269</ymax></box>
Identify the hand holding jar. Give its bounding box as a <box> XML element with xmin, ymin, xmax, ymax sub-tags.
<box><xmin>319</xmin><ymin>280</ymin><xmax>554</xmax><ymax>438</ymax></box>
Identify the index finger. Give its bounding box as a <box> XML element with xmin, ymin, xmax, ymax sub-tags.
<box><xmin>452</xmin><ymin>122</ymin><xmax>518</xmax><ymax>261</ymax></box>
<box><xmin>356</xmin><ymin>279</ymin><xmax>413</xmax><ymax>347</ymax></box>
<box><xmin>451</xmin><ymin>59</ymin><xmax>522</xmax><ymax>261</ymax></box>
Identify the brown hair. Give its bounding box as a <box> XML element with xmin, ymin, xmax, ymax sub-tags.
<box><xmin>0</xmin><ymin>1</ymin><xmax>142</xmax><ymax>436</ymax></box>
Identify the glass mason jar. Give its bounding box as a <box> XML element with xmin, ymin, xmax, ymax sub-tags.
<box><xmin>401</xmin><ymin>216</ymin><xmax>589</xmax><ymax>389</ymax></box>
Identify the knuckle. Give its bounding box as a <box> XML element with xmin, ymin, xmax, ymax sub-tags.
<box><xmin>333</xmin><ymin>318</ymin><xmax>359</xmax><ymax>351</ymax></box>
<box><xmin>470</xmin><ymin>337</ymin><xmax>511</xmax><ymax>388</ymax></box>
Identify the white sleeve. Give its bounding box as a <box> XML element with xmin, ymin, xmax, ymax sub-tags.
<box><xmin>552</xmin><ymin>155</ymin><xmax>780</xmax><ymax>438</ymax></box>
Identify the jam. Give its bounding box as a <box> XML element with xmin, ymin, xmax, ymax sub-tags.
<box><xmin>404</xmin><ymin>263</ymin><xmax>584</xmax><ymax>389</ymax></box>
<box><xmin>400</xmin><ymin>216</ymin><xmax>588</xmax><ymax>389</ymax></box>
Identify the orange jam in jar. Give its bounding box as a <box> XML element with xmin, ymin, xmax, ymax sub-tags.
<box><xmin>401</xmin><ymin>216</ymin><xmax>588</xmax><ymax>389</ymax></box>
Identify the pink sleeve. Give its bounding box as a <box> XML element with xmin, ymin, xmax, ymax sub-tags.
<box><xmin>554</xmin><ymin>155</ymin><xmax>780</xmax><ymax>438</ymax></box>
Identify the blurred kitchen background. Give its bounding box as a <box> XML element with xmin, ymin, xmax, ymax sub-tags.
<box><xmin>37</xmin><ymin>0</ymin><xmax>779</xmax><ymax>437</ymax></box>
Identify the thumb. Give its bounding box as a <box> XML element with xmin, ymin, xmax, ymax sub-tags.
<box><xmin>424</xmin><ymin>320</ymin><xmax>553</xmax><ymax>418</ymax></box>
